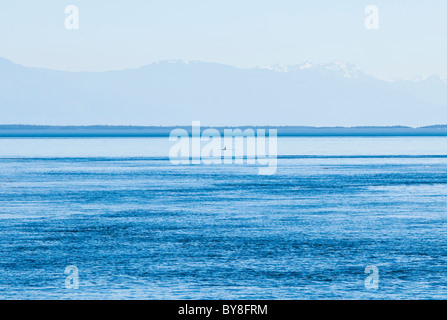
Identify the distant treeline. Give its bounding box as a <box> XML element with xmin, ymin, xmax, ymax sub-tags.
<box><xmin>0</xmin><ymin>125</ymin><xmax>447</xmax><ymax>137</ymax></box>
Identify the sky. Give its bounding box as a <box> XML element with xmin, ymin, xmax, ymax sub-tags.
<box><xmin>1</xmin><ymin>0</ymin><xmax>446</xmax><ymax>79</ymax></box>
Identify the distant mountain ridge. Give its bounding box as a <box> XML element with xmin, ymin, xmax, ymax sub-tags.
<box><xmin>0</xmin><ymin>57</ymin><xmax>446</xmax><ymax>126</ymax></box>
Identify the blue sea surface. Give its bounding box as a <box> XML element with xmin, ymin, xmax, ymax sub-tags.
<box><xmin>0</xmin><ymin>137</ymin><xmax>447</xmax><ymax>299</ymax></box>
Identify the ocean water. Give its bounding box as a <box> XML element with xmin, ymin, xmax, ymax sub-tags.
<box><xmin>0</xmin><ymin>137</ymin><xmax>447</xmax><ymax>299</ymax></box>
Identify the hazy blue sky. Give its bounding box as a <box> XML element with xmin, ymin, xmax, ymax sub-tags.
<box><xmin>1</xmin><ymin>0</ymin><xmax>446</xmax><ymax>79</ymax></box>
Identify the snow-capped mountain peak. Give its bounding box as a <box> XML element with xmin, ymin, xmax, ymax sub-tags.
<box><xmin>259</xmin><ymin>61</ymin><xmax>362</xmax><ymax>78</ymax></box>
<box><xmin>258</xmin><ymin>64</ymin><xmax>288</xmax><ymax>72</ymax></box>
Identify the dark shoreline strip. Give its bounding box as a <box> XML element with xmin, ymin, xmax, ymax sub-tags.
<box><xmin>1</xmin><ymin>125</ymin><xmax>447</xmax><ymax>137</ymax></box>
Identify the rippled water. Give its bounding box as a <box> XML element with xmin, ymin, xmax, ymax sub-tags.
<box><xmin>0</xmin><ymin>137</ymin><xmax>447</xmax><ymax>299</ymax></box>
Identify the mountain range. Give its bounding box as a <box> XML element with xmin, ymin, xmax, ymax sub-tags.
<box><xmin>0</xmin><ymin>57</ymin><xmax>446</xmax><ymax>126</ymax></box>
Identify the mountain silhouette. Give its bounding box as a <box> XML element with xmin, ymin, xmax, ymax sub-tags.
<box><xmin>0</xmin><ymin>58</ymin><xmax>446</xmax><ymax>126</ymax></box>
